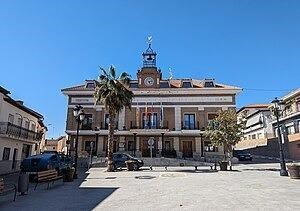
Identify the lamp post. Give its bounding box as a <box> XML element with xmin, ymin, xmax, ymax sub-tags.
<box><xmin>73</xmin><ymin>105</ymin><xmax>85</xmax><ymax>179</ymax></box>
<box><xmin>271</xmin><ymin>97</ymin><xmax>288</xmax><ymax>176</ymax></box>
<box><xmin>133</xmin><ymin>132</ymin><xmax>137</xmax><ymax>156</ymax></box>
<box><xmin>161</xmin><ymin>132</ymin><xmax>165</xmax><ymax>157</ymax></box>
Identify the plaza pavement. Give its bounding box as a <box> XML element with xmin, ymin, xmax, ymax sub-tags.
<box><xmin>0</xmin><ymin>163</ymin><xmax>299</xmax><ymax>211</ymax></box>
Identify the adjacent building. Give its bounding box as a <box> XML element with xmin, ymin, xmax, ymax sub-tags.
<box><xmin>43</xmin><ymin>136</ymin><xmax>68</xmax><ymax>154</ymax></box>
<box><xmin>235</xmin><ymin>104</ymin><xmax>279</xmax><ymax>156</ymax></box>
<box><xmin>271</xmin><ymin>89</ymin><xmax>300</xmax><ymax>160</ymax></box>
<box><xmin>0</xmin><ymin>86</ymin><xmax>46</xmax><ymax>174</ymax></box>
<box><xmin>62</xmin><ymin>43</ymin><xmax>241</xmax><ymax>161</ymax></box>
<box><xmin>236</xmin><ymin>89</ymin><xmax>300</xmax><ymax>161</ymax></box>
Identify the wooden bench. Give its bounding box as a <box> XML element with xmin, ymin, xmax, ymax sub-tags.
<box><xmin>0</xmin><ymin>178</ymin><xmax>17</xmax><ymax>201</ymax></box>
<box><xmin>34</xmin><ymin>169</ymin><xmax>63</xmax><ymax>190</ymax></box>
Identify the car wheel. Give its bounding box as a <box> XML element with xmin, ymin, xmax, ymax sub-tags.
<box><xmin>133</xmin><ymin>163</ymin><xmax>138</xmax><ymax>171</ymax></box>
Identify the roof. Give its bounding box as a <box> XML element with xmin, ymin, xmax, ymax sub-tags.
<box><xmin>237</xmin><ymin>104</ymin><xmax>270</xmax><ymax>114</ymax></box>
<box><xmin>281</xmin><ymin>88</ymin><xmax>300</xmax><ymax>102</ymax></box>
<box><xmin>0</xmin><ymin>86</ymin><xmax>10</xmax><ymax>95</ymax></box>
<box><xmin>62</xmin><ymin>78</ymin><xmax>241</xmax><ymax>92</ymax></box>
<box><xmin>3</xmin><ymin>96</ymin><xmax>43</xmax><ymax>119</ymax></box>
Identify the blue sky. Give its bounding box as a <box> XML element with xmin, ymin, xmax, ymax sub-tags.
<box><xmin>0</xmin><ymin>0</ymin><xmax>299</xmax><ymax>138</ymax></box>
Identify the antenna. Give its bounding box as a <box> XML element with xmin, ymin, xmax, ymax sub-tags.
<box><xmin>169</xmin><ymin>68</ymin><xmax>173</xmax><ymax>79</ymax></box>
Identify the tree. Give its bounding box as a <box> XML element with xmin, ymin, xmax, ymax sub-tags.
<box><xmin>94</xmin><ymin>65</ymin><xmax>133</xmax><ymax>171</ymax></box>
<box><xmin>205</xmin><ymin>109</ymin><xmax>245</xmax><ymax>162</ymax></box>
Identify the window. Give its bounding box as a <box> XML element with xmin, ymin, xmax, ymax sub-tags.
<box><xmin>257</xmin><ymin>133</ymin><xmax>262</xmax><ymax>139</ymax></box>
<box><xmin>2</xmin><ymin>147</ymin><xmax>10</xmax><ymax>160</ymax></box>
<box><xmin>85</xmin><ymin>141</ymin><xmax>96</xmax><ymax>154</ymax></box>
<box><xmin>183</xmin><ymin>114</ymin><xmax>195</xmax><ymax>129</ymax></box>
<box><xmin>204</xmin><ymin>79</ymin><xmax>215</xmax><ymax>87</ymax></box>
<box><xmin>104</xmin><ymin>114</ymin><xmax>109</xmax><ymax>129</ymax></box>
<box><xmin>30</xmin><ymin>123</ymin><xmax>36</xmax><ymax>131</ymax></box>
<box><xmin>182</xmin><ymin>81</ymin><xmax>192</xmax><ymax>88</ymax></box>
<box><xmin>85</xmin><ymin>82</ymin><xmax>95</xmax><ymax>89</ymax></box>
<box><xmin>244</xmin><ymin>136</ymin><xmax>247</xmax><ymax>140</ymax></box>
<box><xmin>207</xmin><ymin>113</ymin><xmax>218</xmax><ymax>127</ymax></box>
<box><xmin>8</xmin><ymin>114</ymin><xmax>14</xmax><ymax>124</ymax></box>
<box><xmin>82</xmin><ymin>114</ymin><xmax>93</xmax><ymax>130</ymax></box>
<box><xmin>252</xmin><ymin>134</ymin><xmax>256</xmax><ymax>139</ymax></box>
<box><xmin>24</xmin><ymin>120</ymin><xmax>29</xmax><ymax>129</ymax></box>
<box><xmin>142</xmin><ymin>113</ymin><xmax>158</xmax><ymax>129</ymax></box>
<box><xmin>127</xmin><ymin>141</ymin><xmax>134</xmax><ymax>151</ymax></box>
<box><xmin>17</xmin><ymin>117</ymin><xmax>22</xmax><ymax>126</ymax></box>
<box><xmin>286</xmin><ymin>125</ymin><xmax>295</xmax><ymax>135</ymax></box>
<box><xmin>165</xmin><ymin>141</ymin><xmax>171</xmax><ymax>151</ymax></box>
<box><xmin>248</xmin><ymin>135</ymin><xmax>251</xmax><ymax>140</ymax></box>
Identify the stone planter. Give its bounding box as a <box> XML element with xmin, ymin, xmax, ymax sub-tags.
<box><xmin>219</xmin><ymin>161</ymin><xmax>228</xmax><ymax>171</ymax></box>
<box><xmin>63</xmin><ymin>167</ymin><xmax>75</xmax><ymax>182</ymax></box>
<box><xmin>287</xmin><ymin>165</ymin><xmax>300</xmax><ymax>179</ymax></box>
<box><xmin>125</xmin><ymin>160</ymin><xmax>134</xmax><ymax>171</ymax></box>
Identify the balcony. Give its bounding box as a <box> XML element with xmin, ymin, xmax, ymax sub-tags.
<box><xmin>129</xmin><ymin>121</ymin><xmax>170</xmax><ymax>130</ymax></box>
<box><xmin>0</xmin><ymin>122</ymin><xmax>39</xmax><ymax>142</ymax></box>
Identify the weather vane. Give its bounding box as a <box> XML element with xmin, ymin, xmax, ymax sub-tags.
<box><xmin>147</xmin><ymin>35</ymin><xmax>152</xmax><ymax>45</ymax></box>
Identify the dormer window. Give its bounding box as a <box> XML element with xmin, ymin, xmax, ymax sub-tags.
<box><xmin>204</xmin><ymin>79</ymin><xmax>215</xmax><ymax>88</ymax></box>
<box><xmin>85</xmin><ymin>81</ymin><xmax>95</xmax><ymax>89</ymax></box>
<box><xmin>182</xmin><ymin>81</ymin><xmax>192</xmax><ymax>88</ymax></box>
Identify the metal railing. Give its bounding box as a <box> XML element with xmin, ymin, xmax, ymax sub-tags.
<box><xmin>0</xmin><ymin>122</ymin><xmax>39</xmax><ymax>141</ymax></box>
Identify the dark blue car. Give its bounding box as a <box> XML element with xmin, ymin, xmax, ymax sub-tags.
<box><xmin>20</xmin><ymin>153</ymin><xmax>72</xmax><ymax>174</ymax></box>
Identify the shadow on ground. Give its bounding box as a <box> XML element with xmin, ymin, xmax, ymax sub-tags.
<box><xmin>0</xmin><ymin>170</ymin><xmax>118</xmax><ymax>211</ymax></box>
<box><xmin>243</xmin><ymin>168</ymin><xmax>280</xmax><ymax>172</ymax></box>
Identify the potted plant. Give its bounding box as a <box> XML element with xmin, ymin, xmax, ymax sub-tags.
<box><xmin>63</xmin><ymin>167</ymin><xmax>75</xmax><ymax>182</ymax></box>
<box><xmin>287</xmin><ymin>163</ymin><xmax>300</xmax><ymax>179</ymax></box>
<box><xmin>125</xmin><ymin>160</ymin><xmax>135</xmax><ymax>171</ymax></box>
<box><xmin>205</xmin><ymin>110</ymin><xmax>245</xmax><ymax>171</ymax></box>
<box><xmin>219</xmin><ymin>160</ymin><xmax>228</xmax><ymax>171</ymax></box>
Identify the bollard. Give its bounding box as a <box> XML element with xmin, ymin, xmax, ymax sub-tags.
<box><xmin>150</xmin><ymin>165</ymin><xmax>153</xmax><ymax>171</ymax></box>
<box><xmin>165</xmin><ymin>166</ymin><xmax>168</xmax><ymax>171</ymax></box>
<box><xmin>195</xmin><ymin>166</ymin><xmax>198</xmax><ymax>171</ymax></box>
<box><xmin>214</xmin><ymin>162</ymin><xmax>217</xmax><ymax>170</ymax></box>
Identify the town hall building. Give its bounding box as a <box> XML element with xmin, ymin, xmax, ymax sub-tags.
<box><xmin>62</xmin><ymin>43</ymin><xmax>241</xmax><ymax>160</ymax></box>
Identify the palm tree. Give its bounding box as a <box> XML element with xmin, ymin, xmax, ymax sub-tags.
<box><xmin>94</xmin><ymin>65</ymin><xmax>133</xmax><ymax>171</ymax></box>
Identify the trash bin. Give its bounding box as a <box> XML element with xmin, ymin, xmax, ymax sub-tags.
<box><xmin>18</xmin><ymin>172</ymin><xmax>29</xmax><ymax>195</ymax></box>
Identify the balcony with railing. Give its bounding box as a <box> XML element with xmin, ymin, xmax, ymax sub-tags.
<box><xmin>129</xmin><ymin>121</ymin><xmax>170</xmax><ymax>130</ymax></box>
<box><xmin>181</xmin><ymin>121</ymin><xmax>200</xmax><ymax>130</ymax></box>
<box><xmin>0</xmin><ymin>122</ymin><xmax>39</xmax><ymax>141</ymax></box>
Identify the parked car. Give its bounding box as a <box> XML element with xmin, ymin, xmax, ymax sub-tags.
<box><xmin>107</xmin><ymin>153</ymin><xmax>143</xmax><ymax>170</ymax></box>
<box><xmin>233</xmin><ymin>150</ymin><xmax>253</xmax><ymax>161</ymax></box>
<box><xmin>20</xmin><ymin>153</ymin><xmax>73</xmax><ymax>174</ymax></box>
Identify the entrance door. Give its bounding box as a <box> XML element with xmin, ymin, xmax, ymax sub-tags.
<box><xmin>141</xmin><ymin>139</ymin><xmax>156</xmax><ymax>157</ymax></box>
<box><xmin>182</xmin><ymin>141</ymin><xmax>193</xmax><ymax>158</ymax></box>
<box><xmin>12</xmin><ymin>148</ymin><xmax>18</xmax><ymax>170</ymax></box>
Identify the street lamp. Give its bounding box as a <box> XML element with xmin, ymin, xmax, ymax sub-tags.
<box><xmin>73</xmin><ymin>105</ymin><xmax>85</xmax><ymax>179</ymax></box>
<box><xmin>270</xmin><ymin>97</ymin><xmax>288</xmax><ymax>176</ymax></box>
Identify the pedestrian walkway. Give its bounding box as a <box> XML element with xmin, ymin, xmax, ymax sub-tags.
<box><xmin>1</xmin><ymin>163</ymin><xmax>299</xmax><ymax>210</ymax></box>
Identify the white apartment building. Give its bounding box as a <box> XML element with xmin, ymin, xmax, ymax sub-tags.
<box><xmin>236</xmin><ymin>104</ymin><xmax>275</xmax><ymax>150</ymax></box>
<box><xmin>0</xmin><ymin>86</ymin><xmax>46</xmax><ymax>174</ymax></box>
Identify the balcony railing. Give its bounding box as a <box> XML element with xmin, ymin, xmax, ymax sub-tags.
<box><xmin>129</xmin><ymin>121</ymin><xmax>170</xmax><ymax>130</ymax></box>
<box><xmin>181</xmin><ymin>121</ymin><xmax>200</xmax><ymax>130</ymax></box>
<box><xmin>0</xmin><ymin>122</ymin><xmax>39</xmax><ymax>141</ymax></box>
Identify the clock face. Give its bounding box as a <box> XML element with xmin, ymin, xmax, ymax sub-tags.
<box><xmin>144</xmin><ymin>77</ymin><xmax>154</xmax><ymax>86</ymax></box>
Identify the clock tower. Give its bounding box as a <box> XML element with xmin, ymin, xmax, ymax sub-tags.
<box><xmin>137</xmin><ymin>39</ymin><xmax>162</xmax><ymax>88</ymax></box>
